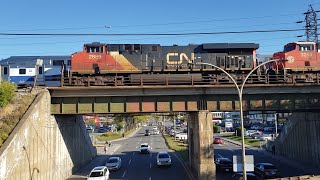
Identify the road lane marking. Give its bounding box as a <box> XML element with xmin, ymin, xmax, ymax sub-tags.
<box><xmin>133</xmin><ymin>152</ymin><xmax>135</xmax><ymax>155</ymax></box>
<box><xmin>150</xmin><ymin>163</ymin><xmax>152</xmax><ymax>168</ymax></box>
<box><xmin>122</xmin><ymin>170</ymin><xmax>127</xmax><ymax>178</ymax></box>
<box><xmin>170</xmin><ymin>152</ymin><xmax>193</xmax><ymax>180</ymax></box>
<box><xmin>129</xmin><ymin>159</ymin><xmax>132</xmax><ymax>164</ymax></box>
<box><xmin>149</xmin><ymin>177</ymin><xmax>152</xmax><ymax>180</ymax></box>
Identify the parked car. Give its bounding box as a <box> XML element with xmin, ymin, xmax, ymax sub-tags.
<box><xmin>245</xmin><ymin>130</ymin><xmax>258</xmax><ymax>137</ymax></box>
<box><xmin>254</xmin><ymin>163</ymin><xmax>279</xmax><ymax>179</ymax></box>
<box><xmin>156</xmin><ymin>151</ymin><xmax>171</xmax><ymax>167</ymax></box>
<box><xmin>251</xmin><ymin>132</ymin><xmax>263</xmax><ymax>139</ymax></box>
<box><xmin>213</xmin><ymin>138</ymin><xmax>224</xmax><ymax>144</ymax></box>
<box><xmin>139</xmin><ymin>143</ymin><xmax>151</xmax><ymax>154</ymax></box>
<box><xmin>176</xmin><ymin>133</ymin><xmax>187</xmax><ymax>140</ymax></box>
<box><xmin>259</xmin><ymin>134</ymin><xmax>273</xmax><ymax>141</ymax></box>
<box><xmin>215</xmin><ymin>157</ymin><xmax>233</xmax><ymax>172</ymax></box>
<box><xmin>105</xmin><ymin>157</ymin><xmax>122</xmax><ymax>170</ymax></box>
<box><xmin>232</xmin><ymin>172</ymin><xmax>257</xmax><ymax>180</ymax></box>
<box><xmin>87</xmin><ymin>166</ymin><xmax>109</xmax><ymax>180</ymax></box>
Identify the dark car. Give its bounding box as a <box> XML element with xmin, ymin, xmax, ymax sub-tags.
<box><xmin>254</xmin><ymin>163</ymin><xmax>279</xmax><ymax>179</ymax></box>
<box><xmin>215</xmin><ymin>157</ymin><xmax>233</xmax><ymax>172</ymax></box>
<box><xmin>145</xmin><ymin>129</ymin><xmax>151</xmax><ymax>136</ymax></box>
<box><xmin>232</xmin><ymin>172</ymin><xmax>258</xmax><ymax>180</ymax></box>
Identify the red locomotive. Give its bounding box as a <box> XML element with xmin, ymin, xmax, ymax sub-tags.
<box><xmin>272</xmin><ymin>41</ymin><xmax>320</xmax><ymax>72</ymax></box>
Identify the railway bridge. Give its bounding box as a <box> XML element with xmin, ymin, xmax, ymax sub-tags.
<box><xmin>47</xmin><ymin>84</ymin><xmax>320</xmax><ymax>179</ymax></box>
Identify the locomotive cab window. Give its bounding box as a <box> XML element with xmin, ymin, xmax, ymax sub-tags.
<box><xmin>86</xmin><ymin>46</ymin><xmax>103</xmax><ymax>53</ymax></box>
<box><xmin>19</xmin><ymin>69</ymin><xmax>26</xmax><ymax>74</ymax></box>
<box><xmin>298</xmin><ymin>44</ymin><xmax>314</xmax><ymax>51</ymax></box>
<box><xmin>284</xmin><ymin>44</ymin><xmax>296</xmax><ymax>52</ymax></box>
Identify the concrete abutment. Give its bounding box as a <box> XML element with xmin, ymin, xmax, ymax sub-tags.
<box><xmin>0</xmin><ymin>91</ymin><xmax>97</xmax><ymax>180</ymax></box>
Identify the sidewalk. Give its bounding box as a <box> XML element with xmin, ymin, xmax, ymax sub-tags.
<box><xmin>222</xmin><ymin>137</ymin><xmax>320</xmax><ymax>176</ymax></box>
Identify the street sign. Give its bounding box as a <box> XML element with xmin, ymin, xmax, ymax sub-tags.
<box><xmin>233</xmin><ymin>155</ymin><xmax>254</xmax><ymax>172</ymax></box>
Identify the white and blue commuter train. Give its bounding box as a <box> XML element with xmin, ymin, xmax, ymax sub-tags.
<box><xmin>0</xmin><ymin>56</ymin><xmax>70</xmax><ymax>87</ymax></box>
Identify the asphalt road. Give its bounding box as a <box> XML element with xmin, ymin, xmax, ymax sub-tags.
<box><xmin>214</xmin><ymin>134</ymin><xmax>306</xmax><ymax>180</ymax></box>
<box><xmin>70</xmin><ymin>126</ymin><xmax>190</xmax><ymax>180</ymax></box>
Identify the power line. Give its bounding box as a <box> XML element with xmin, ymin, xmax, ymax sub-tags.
<box><xmin>0</xmin><ymin>28</ymin><xmax>305</xmax><ymax>37</ymax></box>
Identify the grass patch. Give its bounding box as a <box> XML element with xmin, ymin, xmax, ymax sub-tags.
<box><xmin>0</xmin><ymin>93</ymin><xmax>36</xmax><ymax>147</ymax></box>
<box><xmin>163</xmin><ymin>135</ymin><xmax>188</xmax><ymax>161</ymax></box>
<box><xmin>225</xmin><ymin>135</ymin><xmax>264</xmax><ymax>147</ymax></box>
<box><xmin>96</xmin><ymin>128</ymin><xmax>137</xmax><ymax>142</ymax></box>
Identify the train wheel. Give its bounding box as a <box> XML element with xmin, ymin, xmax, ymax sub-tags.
<box><xmin>75</xmin><ymin>78</ymin><xmax>84</xmax><ymax>86</ymax></box>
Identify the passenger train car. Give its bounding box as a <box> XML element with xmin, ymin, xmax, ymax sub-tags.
<box><xmin>0</xmin><ymin>56</ymin><xmax>70</xmax><ymax>87</ymax></box>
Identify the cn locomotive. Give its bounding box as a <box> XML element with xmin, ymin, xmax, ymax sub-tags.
<box><xmin>62</xmin><ymin>42</ymin><xmax>259</xmax><ymax>86</ymax></box>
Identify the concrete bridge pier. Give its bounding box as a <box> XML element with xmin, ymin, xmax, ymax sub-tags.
<box><xmin>188</xmin><ymin>111</ymin><xmax>215</xmax><ymax>180</ymax></box>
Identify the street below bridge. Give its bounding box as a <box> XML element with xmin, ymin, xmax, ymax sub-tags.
<box><xmin>68</xmin><ymin>126</ymin><xmax>190</xmax><ymax>180</ymax></box>
<box><xmin>215</xmin><ymin>134</ymin><xmax>307</xmax><ymax>180</ymax></box>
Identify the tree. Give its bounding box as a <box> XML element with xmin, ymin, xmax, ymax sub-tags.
<box><xmin>0</xmin><ymin>81</ymin><xmax>16</xmax><ymax>107</ymax></box>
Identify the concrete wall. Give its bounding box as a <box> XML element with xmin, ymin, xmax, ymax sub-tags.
<box><xmin>0</xmin><ymin>91</ymin><xmax>97</xmax><ymax>180</ymax></box>
<box><xmin>188</xmin><ymin>111</ymin><xmax>215</xmax><ymax>180</ymax></box>
<box><xmin>274</xmin><ymin>112</ymin><xmax>320</xmax><ymax>167</ymax></box>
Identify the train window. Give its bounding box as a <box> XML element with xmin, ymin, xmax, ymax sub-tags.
<box><xmin>298</xmin><ymin>44</ymin><xmax>314</xmax><ymax>51</ymax></box>
<box><xmin>53</xmin><ymin>60</ymin><xmax>64</xmax><ymax>66</ymax></box>
<box><xmin>19</xmin><ymin>69</ymin><xmax>26</xmax><ymax>74</ymax></box>
<box><xmin>67</xmin><ymin>60</ymin><xmax>71</xmax><ymax>66</ymax></box>
<box><xmin>125</xmin><ymin>44</ymin><xmax>132</xmax><ymax>51</ymax></box>
<box><xmin>152</xmin><ymin>46</ymin><xmax>158</xmax><ymax>51</ymax></box>
<box><xmin>38</xmin><ymin>67</ymin><xmax>43</xmax><ymax>74</ymax></box>
<box><xmin>3</xmin><ymin>67</ymin><xmax>8</xmax><ymax>75</ymax></box>
<box><xmin>134</xmin><ymin>44</ymin><xmax>141</xmax><ymax>51</ymax></box>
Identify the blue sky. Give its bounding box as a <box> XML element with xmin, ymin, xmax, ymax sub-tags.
<box><xmin>0</xmin><ymin>0</ymin><xmax>319</xmax><ymax>59</ymax></box>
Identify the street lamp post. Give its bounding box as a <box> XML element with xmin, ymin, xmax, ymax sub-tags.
<box><xmin>197</xmin><ymin>59</ymin><xmax>284</xmax><ymax>180</ymax></box>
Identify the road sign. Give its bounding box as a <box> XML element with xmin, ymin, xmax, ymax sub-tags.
<box><xmin>233</xmin><ymin>155</ymin><xmax>254</xmax><ymax>172</ymax></box>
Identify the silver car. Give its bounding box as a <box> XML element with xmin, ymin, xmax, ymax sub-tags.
<box><xmin>156</xmin><ymin>152</ymin><xmax>171</xmax><ymax>167</ymax></box>
<box><xmin>105</xmin><ymin>157</ymin><xmax>122</xmax><ymax>170</ymax></box>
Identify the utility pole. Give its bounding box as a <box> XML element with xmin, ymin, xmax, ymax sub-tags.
<box><xmin>305</xmin><ymin>5</ymin><xmax>319</xmax><ymax>42</ymax></box>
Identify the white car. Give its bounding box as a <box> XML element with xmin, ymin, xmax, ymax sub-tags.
<box><xmin>260</xmin><ymin>134</ymin><xmax>273</xmax><ymax>141</ymax></box>
<box><xmin>87</xmin><ymin>166</ymin><xmax>109</xmax><ymax>180</ymax></box>
<box><xmin>156</xmin><ymin>151</ymin><xmax>171</xmax><ymax>166</ymax></box>
<box><xmin>153</xmin><ymin>129</ymin><xmax>160</xmax><ymax>135</ymax></box>
<box><xmin>139</xmin><ymin>143</ymin><xmax>151</xmax><ymax>153</ymax></box>
<box><xmin>153</xmin><ymin>126</ymin><xmax>158</xmax><ymax>131</ymax></box>
<box><xmin>105</xmin><ymin>157</ymin><xmax>122</xmax><ymax>170</ymax></box>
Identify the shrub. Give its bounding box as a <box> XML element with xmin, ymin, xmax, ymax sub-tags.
<box><xmin>102</xmin><ymin>131</ymin><xmax>114</xmax><ymax>137</ymax></box>
<box><xmin>0</xmin><ymin>81</ymin><xmax>16</xmax><ymax>107</ymax></box>
<box><xmin>235</xmin><ymin>127</ymin><xmax>246</xmax><ymax>136</ymax></box>
<box><xmin>213</xmin><ymin>125</ymin><xmax>221</xmax><ymax>133</ymax></box>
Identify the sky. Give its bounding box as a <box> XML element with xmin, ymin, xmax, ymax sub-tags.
<box><xmin>0</xmin><ymin>0</ymin><xmax>319</xmax><ymax>60</ymax></box>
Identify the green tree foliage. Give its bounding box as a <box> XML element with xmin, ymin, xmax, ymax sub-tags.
<box><xmin>0</xmin><ymin>81</ymin><xmax>16</xmax><ymax>107</ymax></box>
<box><xmin>213</xmin><ymin>125</ymin><xmax>221</xmax><ymax>133</ymax></box>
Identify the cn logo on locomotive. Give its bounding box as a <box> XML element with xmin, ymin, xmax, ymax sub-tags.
<box><xmin>166</xmin><ymin>53</ymin><xmax>195</xmax><ymax>64</ymax></box>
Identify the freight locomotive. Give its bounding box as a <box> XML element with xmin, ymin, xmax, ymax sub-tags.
<box><xmin>62</xmin><ymin>42</ymin><xmax>260</xmax><ymax>86</ymax></box>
